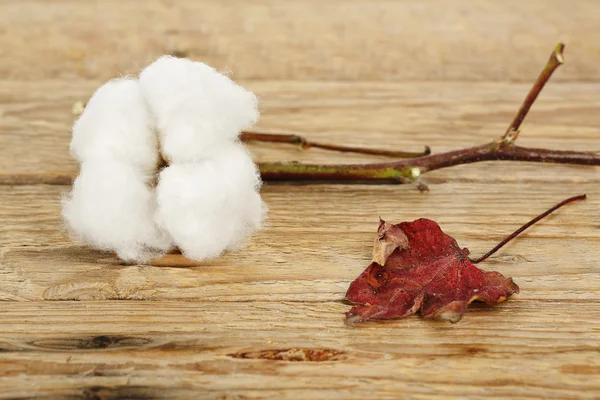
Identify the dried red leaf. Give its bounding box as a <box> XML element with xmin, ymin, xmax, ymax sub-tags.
<box><xmin>346</xmin><ymin>195</ymin><xmax>585</xmax><ymax>324</ymax></box>
<box><xmin>345</xmin><ymin>218</ymin><xmax>520</xmax><ymax>324</ymax></box>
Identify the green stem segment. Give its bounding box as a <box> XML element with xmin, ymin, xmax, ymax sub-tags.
<box><xmin>258</xmin><ymin>162</ymin><xmax>416</xmax><ymax>182</ymax></box>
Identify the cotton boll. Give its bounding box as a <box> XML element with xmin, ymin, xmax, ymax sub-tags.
<box><xmin>224</xmin><ymin>189</ymin><xmax>266</xmax><ymax>252</ymax></box>
<box><xmin>70</xmin><ymin>78</ymin><xmax>159</xmax><ymax>173</ymax></box>
<box><xmin>139</xmin><ymin>56</ymin><xmax>259</xmax><ymax>162</ymax></box>
<box><xmin>62</xmin><ymin>161</ymin><xmax>172</xmax><ymax>262</ymax></box>
<box><xmin>155</xmin><ymin>143</ymin><xmax>265</xmax><ymax>261</ymax></box>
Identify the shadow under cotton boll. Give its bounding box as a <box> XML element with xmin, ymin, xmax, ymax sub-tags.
<box><xmin>139</xmin><ymin>56</ymin><xmax>259</xmax><ymax>163</ymax></box>
<box><xmin>69</xmin><ymin>78</ymin><xmax>160</xmax><ymax>173</ymax></box>
<box><xmin>62</xmin><ymin>161</ymin><xmax>172</xmax><ymax>263</ymax></box>
<box><xmin>154</xmin><ymin>143</ymin><xmax>265</xmax><ymax>261</ymax></box>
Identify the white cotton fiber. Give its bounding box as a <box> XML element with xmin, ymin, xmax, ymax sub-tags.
<box><xmin>64</xmin><ymin>57</ymin><xmax>266</xmax><ymax>263</ymax></box>
<box><xmin>70</xmin><ymin>78</ymin><xmax>160</xmax><ymax>173</ymax></box>
<box><xmin>139</xmin><ymin>56</ymin><xmax>259</xmax><ymax>162</ymax></box>
<box><xmin>155</xmin><ymin>143</ymin><xmax>266</xmax><ymax>261</ymax></box>
<box><xmin>62</xmin><ymin>161</ymin><xmax>172</xmax><ymax>263</ymax></box>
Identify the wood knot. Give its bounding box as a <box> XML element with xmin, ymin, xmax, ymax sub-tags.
<box><xmin>30</xmin><ymin>335</ymin><xmax>152</xmax><ymax>350</ymax></box>
<box><xmin>82</xmin><ymin>385</ymin><xmax>156</xmax><ymax>400</ymax></box>
<box><xmin>229</xmin><ymin>348</ymin><xmax>345</xmax><ymax>362</ymax></box>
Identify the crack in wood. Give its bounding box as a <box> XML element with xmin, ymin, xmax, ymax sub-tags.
<box><xmin>229</xmin><ymin>348</ymin><xmax>346</xmax><ymax>362</ymax></box>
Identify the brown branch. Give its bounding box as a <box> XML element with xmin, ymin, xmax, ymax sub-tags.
<box><xmin>241</xmin><ymin>131</ymin><xmax>430</xmax><ymax>158</ymax></box>
<box><xmin>256</xmin><ymin>43</ymin><xmax>600</xmax><ymax>183</ymax></box>
<box><xmin>258</xmin><ymin>144</ymin><xmax>600</xmax><ymax>182</ymax></box>
<box><xmin>501</xmin><ymin>43</ymin><xmax>565</xmax><ymax>143</ymax></box>
<box><xmin>470</xmin><ymin>194</ymin><xmax>586</xmax><ymax>263</ymax></box>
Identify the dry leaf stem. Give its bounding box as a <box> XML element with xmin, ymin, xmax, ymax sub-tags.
<box><xmin>470</xmin><ymin>193</ymin><xmax>587</xmax><ymax>264</ymax></box>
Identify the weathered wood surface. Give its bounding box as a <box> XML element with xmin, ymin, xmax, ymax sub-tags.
<box><xmin>2</xmin><ymin>79</ymin><xmax>600</xmax><ymax>183</ymax></box>
<box><xmin>1</xmin><ymin>1</ymin><xmax>600</xmax><ymax>399</ymax></box>
<box><xmin>2</xmin><ymin>0</ymin><xmax>600</xmax><ymax>82</ymax></box>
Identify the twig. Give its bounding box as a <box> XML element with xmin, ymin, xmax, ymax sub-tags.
<box><xmin>501</xmin><ymin>43</ymin><xmax>565</xmax><ymax>144</ymax></box>
<box><xmin>470</xmin><ymin>194</ymin><xmax>586</xmax><ymax>263</ymax></box>
<box><xmin>256</xmin><ymin>43</ymin><xmax>600</xmax><ymax>182</ymax></box>
<box><xmin>258</xmin><ymin>144</ymin><xmax>600</xmax><ymax>181</ymax></box>
<box><xmin>241</xmin><ymin>131</ymin><xmax>430</xmax><ymax>158</ymax></box>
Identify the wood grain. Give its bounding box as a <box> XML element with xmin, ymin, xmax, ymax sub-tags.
<box><xmin>1</xmin><ymin>0</ymin><xmax>600</xmax><ymax>398</ymax></box>
<box><xmin>1</xmin><ymin>183</ymin><xmax>599</xmax><ymax>303</ymax></box>
<box><xmin>1</xmin><ymin>0</ymin><xmax>600</xmax><ymax>82</ymax></box>
<box><xmin>1</xmin><ymin>79</ymin><xmax>600</xmax><ymax>183</ymax></box>
<box><xmin>0</xmin><ymin>301</ymin><xmax>599</xmax><ymax>399</ymax></box>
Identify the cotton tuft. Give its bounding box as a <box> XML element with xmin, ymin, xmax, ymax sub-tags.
<box><xmin>63</xmin><ymin>57</ymin><xmax>266</xmax><ymax>263</ymax></box>
<box><xmin>70</xmin><ymin>78</ymin><xmax>160</xmax><ymax>173</ymax></box>
<box><xmin>139</xmin><ymin>56</ymin><xmax>259</xmax><ymax>162</ymax></box>
<box><xmin>62</xmin><ymin>161</ymin><xmax>172</xmax><ymax>262</ymax></box>
<box><xmin>155</xmin><ymin>143</ymin><xmax>266</xmax><ymax>261</ymax></box>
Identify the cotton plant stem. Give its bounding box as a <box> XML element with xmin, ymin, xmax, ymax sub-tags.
<box><xmin>257</xmin><ymin>43</ymin><xmax>600</xmax><ymax>183</ymax></box>
<box><xmin>241</xmin><ymin>131</ymin><xmax>431</xmax><ymax>158</ymax></box>
<box><xmin>257</xmin><ymin>144</ymin><xmax>600</xmax><ymax>181</ymax></box>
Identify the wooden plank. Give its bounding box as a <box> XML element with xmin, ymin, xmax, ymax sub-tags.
<box><xmin>1</xmin><ymin>80</ymin><xmax>599</xmax><ymax>183</ymax></box>
<box><xmin>1</xmin><ymin>0</ymin><xmax>600</xmax><ymax>82</ymax></box>
<box><xmin>2</xmin><ymin>1</ymin><xmax>600</xmax><ymax>397</ymax></box>
<box><xmin>1</xmin><ymin>183</ymin><xmax>598</xmax><ymax>303</ymax></box>
<box><xmin>0</xmin><ymin>301</ymin><xmax>599</xmax><ymax>399</ymax></box>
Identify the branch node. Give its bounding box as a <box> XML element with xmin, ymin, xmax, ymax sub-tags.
<box><xmin>500</xmin><ymin>129</ymin><xmax>521</xmax><ymax>145</ymax></box>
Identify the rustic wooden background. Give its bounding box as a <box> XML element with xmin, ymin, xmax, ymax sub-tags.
<box><xmin>1</xmin><ymin>1</ymin><xmax>599</xmax><ymax>399</ymax></box>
